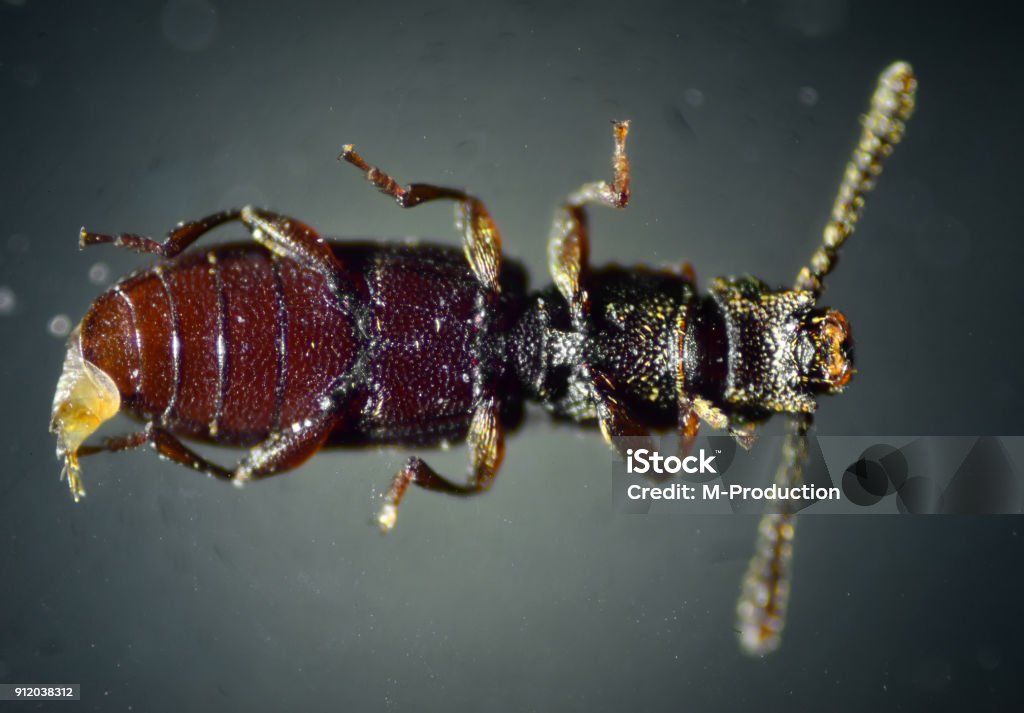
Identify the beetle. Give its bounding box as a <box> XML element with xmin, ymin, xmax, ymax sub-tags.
<box><xmin>51</xmin><ymin>62</ymin><xmax>916</xmax><ymax>654</ymax></box>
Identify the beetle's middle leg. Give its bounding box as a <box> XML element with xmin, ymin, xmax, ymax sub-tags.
<box><xmin>338</xmin><ymin>146</ymin><xmax>502</xmax><ymax>292</ymax></box>
<box><xmin>377</xmin><ymin>396</ymin><xmax>504</xmax><ymax>532</ymax></box>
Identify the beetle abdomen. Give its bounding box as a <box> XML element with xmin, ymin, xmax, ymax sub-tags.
<box><xmin>80</xmin><ymin>245</ymin><xmax>357</xmax><ymax>445</ymax></box>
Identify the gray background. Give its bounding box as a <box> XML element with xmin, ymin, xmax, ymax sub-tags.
<box><xmin>2</xmin><ymin>0</ymin><xmax>1023</xmax><ymax>710</ymax></box>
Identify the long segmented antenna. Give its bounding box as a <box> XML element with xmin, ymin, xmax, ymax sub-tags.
<box><xmin>795</xmin><ymin>61</ymin><xmax>917</xmax><ymax>297</ymax></box>
<box><xmin>739</xmin><ymin>62</ymin><xmax>917</xmax><ymax>655</ymax></box>
<box><xmin>736</xmin><ymin>415</ymin><xmax>808</xmax><ymax>655</ymax></box>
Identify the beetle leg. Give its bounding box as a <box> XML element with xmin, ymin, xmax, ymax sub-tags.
<box><xmin>591</xmin><ymin>368</ymin><xmax>654</xmax><ymax>459</ymax></box>
<box><xmin>677</xmin><ymin>398</ymin><xmax>701</xmax><ymax>457</ymax></box>
<box><xmin>377</xmin><ymin>396</ymin><xmax>504</xmax><ymax>532</ymax></box>
<box><xmin>80</xmin><ymin>411</ymin><xmax>338</xmax><ymax>484</ymax></box>
<box><xmin>237</xmin><ymin>206</ymin><xmax>344</xmax><ymax>281</ymax></box>
<box><xmin>548</xmin><ymin>120</ymin><xmax>630</xmax><ymax>324</ymax></box>
<box><xmin>338</xmin><ymin>146</ymin><xmax>502</xmax><ymax>293</ymax></box>
<box><xmin>81</xmin><ymin>207</ymin><xmax>344</xmax><ymax>281</ymax></box>
<box><xmin>545</xmin><ymin>123</ymin><xmax>649</xmax><ymax>459</ymax></box>
<box><xmin>730</xmin><ymin>424</ymin><xmax>757</xmax><ymax>450</ymax></box>
<box><xmin>736</xmin><ymin>414</ymin><xmax>809</xmax><ymax>656</ymax></box>
<box><xmin>80</xmin><ymin>209</ymin><xmax>243</xmax><ymax>256</ymax></box>
<box><xmin>78</xmin><ymin>430</ymin><xmax>151</xmax><ymax>456</ymax></box>
<box><xmin>232</xmin><ymin>411</ymin><xmax>339</xmax><ymax>483</ymax></box>
<box><xmin>378</xmin><ymin>457</ymin><xmax>474</xmax><ymax>530</ymax></box>
<box><xmin>78</xmin><ymin>423</ymin><xmax>234</xmax><ymax>479</ymax></box>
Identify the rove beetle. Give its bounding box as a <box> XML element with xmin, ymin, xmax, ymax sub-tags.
<box><xmin>51</xmin><ymin>62</ymin><xmax>916</xmax><ymax>654</ymax></box>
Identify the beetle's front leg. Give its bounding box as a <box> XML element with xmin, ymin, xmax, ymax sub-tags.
<box><xmin>338</xmin><ymin>146</ymin><xmax>502</xmax><ymax>293</ymax></box>
<box><xmin>548</xmin><ymin>120</ymin><xmax>630</xmax><ymax>323</ymax></box>
<box><xmin>590</xmin><ymin>368</ymin><xmax>654</xmax><ymax>458</ymax></box>
<box><xmin>377</xmin><ymin>396</ymin><xmax>504</xmax><ymax>532</ymax></box>
<box><xmin>545</xmin><ymin>122</ymin><xmax>650</xmax><ymax>453</ymax></box>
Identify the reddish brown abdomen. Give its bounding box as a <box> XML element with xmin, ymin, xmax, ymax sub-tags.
<box><xmin>80</xmin><ymin>245</ymin><xmax>357</xmax><ymax>445</ymax></box>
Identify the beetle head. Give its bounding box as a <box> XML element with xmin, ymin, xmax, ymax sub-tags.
<box><xmin>799</xmin><ymin>309</ymin><xmax>854</xmax><ymax>394</ymax></box>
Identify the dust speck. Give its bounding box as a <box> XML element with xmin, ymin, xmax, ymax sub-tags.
<box><xmin>48</xmin><ymin>314</ymin><xmax>72</xmax><ymax>337</ymax></box>
<box><xmin>798</xmin><ymin>86</ymin><xmax>818</xmax><ymax>106</ymax></box>
<box><xmin>0</xmin><ymin>286</ymin><xmax>15</xmax><ymax>315</ymax></box>
<box><xmin>683</xmin><ymin>88</ymin><xmax>704</xmax><ymax>107</ymax></box>
<box><xmin>89</xmin><ymin>262</ymin><xmax>111</xmax><ymax>285</ymax></box>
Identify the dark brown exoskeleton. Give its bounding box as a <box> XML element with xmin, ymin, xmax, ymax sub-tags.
<box><xmin>52</xmin><ymin>63</ymin><xmax>916</xmax><ymax>655</ymax></box>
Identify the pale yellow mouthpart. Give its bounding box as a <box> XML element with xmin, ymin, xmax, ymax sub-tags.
<box><xmin>50</xmin><ymin>326</ymin><xmax>120</xmax><ymax>501</ymax></box>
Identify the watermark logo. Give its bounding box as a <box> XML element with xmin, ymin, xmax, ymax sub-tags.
<box><xmin>611</xmin><ymin>436</ymin><xmax>1024</xmax><ymax>515</ymax></box>
<box><xmin>626</xmin><ymin>448</ymin><xmax>717</xmax><ymax>475</ymax></box>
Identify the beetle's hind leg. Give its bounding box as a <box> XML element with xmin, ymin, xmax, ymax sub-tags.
<box><xmin>79</xmin><ymin>423</ymin><xmax>234</xmax><ymax>479</ymax></box>
<box><xmin>80</xmin><ymin>209</ymin><xmax>243</xmax><ymax>257</ymax></box>
<box><xmin>377</xmin><ymin>396</ymin><xmax>504</xmax><ymax>532</ymax></box>
<box><xmin>79</xmin><ymin>411</ymin><xmax>338</xmax><ymax>484</ymax></box>
<box><xmin>338</xmin><ymin>145</ymin><xmax>502</xmax><ymax>292</ymax></box>
<box><xmin>80</xmin><ymin>207</ymin><xmax>344</xmax><ymax>281</ymax></box>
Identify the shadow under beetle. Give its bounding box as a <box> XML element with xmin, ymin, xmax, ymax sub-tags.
<box><xmin>51</xmin><ymin>62</ymin><xmax>916</xmax><ymax>655</ymax></box>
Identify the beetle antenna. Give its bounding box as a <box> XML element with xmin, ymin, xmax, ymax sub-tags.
<box><xmin>795</xmin><ymin>61</ymin><xmax>917</xmax><ymax>298</ymax></box>
<box><xmin>735</xmin><ymin>413</ymin><xmax>810</xmax><ymax>655</ymax></box>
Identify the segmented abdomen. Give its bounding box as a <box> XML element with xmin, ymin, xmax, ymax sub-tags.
<box><xmin>80</xmin><ymin>245</ymin><xmax>357</xmax><ymax>445</ymax></box>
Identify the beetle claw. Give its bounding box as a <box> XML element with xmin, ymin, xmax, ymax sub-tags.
<box><xmin>58</xmin><ymin>454</ymin><xmax>86</xmax><ymax>502</ymax></box>
<box><xmin>376</xmin><ymin>503</ymin><xmax>398</xmax><ymax>533</ymax></box>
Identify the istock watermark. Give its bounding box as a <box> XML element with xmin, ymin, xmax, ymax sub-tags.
<box><xmin>611</xmin><ymin>436</ymin><xmax>1024</xmax><ymax>515</ymax></box>
<box><xmin>624</xmin><ymin>481</ymin><xmax>841</xmax><ymax>504</ymax></box>
<box><xmin>626</xmin><ymin>448</ymin><xmax>718</xmax><ymax>475</ymax></box>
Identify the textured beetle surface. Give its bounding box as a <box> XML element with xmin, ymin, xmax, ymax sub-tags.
<box><xmin>52</xmin><ymin>62</ymin><xmax>916</xmax><ymax>655</ymax></box>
